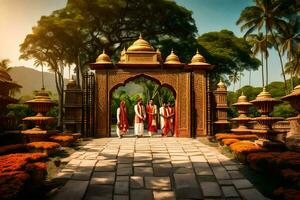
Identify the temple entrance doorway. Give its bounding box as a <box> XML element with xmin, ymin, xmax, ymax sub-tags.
<box><xmin>109</xmin><ymin>74</ymin><xmax>176</xmax><ymax>137</ymax></box>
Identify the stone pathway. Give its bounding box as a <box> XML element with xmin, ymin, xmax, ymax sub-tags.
<box><xmin>52</xmin><ymin>138</ymin><xmax>267</xmax><ymax>200</ymax></box>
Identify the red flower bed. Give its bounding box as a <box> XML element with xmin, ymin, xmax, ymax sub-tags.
<box><xmin>26</xmin><ymin>162</ymin><xmax>48</xmax><ymax>184</ymax></box>
<box><xmin>27</xmin><ymin>142</ymin><xmax>61</xmax><ymax>155</ymax></box>
<box><xmin>0</xmin><ymin>153</ymin><xmax>47</xmax><ymax>173</ymax></box>
<box><xmin>222</xmin><ymin>139</ymin><xmax>240</xmax><ymax>146</ymax></box>
<box><xmin>49</xmin><ymin>135</ymin><xmax>74</xmax><ymax>147</ymax></box>
<box><xmin>281</xmin><ymin>169</ymin><xmax>300</xmax><ymax>187</ymax></box>
<box><xmin>0</xmin><ymin>171</ymin><xmax>30</xmax><ymax>200</ymax></box>
<box><xmin>274</xmin><ymin>187</ymin><xmax>300</xmax><ymax>200</ymax></box>
<box><xmin>230</xmin><ymin>141</ymin><xmax>266</xmax><ymax>154</ymax></box>
<box><xmin>247</xmin><ymin>152</ymin><xmax>280</xmax><ymax>171</ymax></box>
<box><xmin>0</xmin><ymin>144</ymin><xmax>27</xmax><ymax>155</ymax></box>
<box><xmin>215</xmin><ymin>133</ymin><xmax>258</xmax><ymax>140</ymax></box>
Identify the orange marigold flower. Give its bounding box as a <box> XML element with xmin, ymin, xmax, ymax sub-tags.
<box><xmin>26</xmin><ymin>162</ymin><xmax>47</xmax><ymax>171</ymax></box>
<box><xmin>216</xmin><ymin>134</ymin><xmax>258</xmax><ymax>140</ymax></box>
<box><xmin>50</xmin><ymin>135</ymin><xmax>74</xmax><ymax>142</ymax></box>
<box><xmin>222</xmin><ymin>139</ymin><xmax>240</xmax><ymax>146</ymax></box>
<box><xmin>230</xmin><ymin>141</ymin><xmax>266</xmax><ymax>154</ymax></box>
<box><xmin>0</xmin><ymin>144</ymin><xmax>27</xmax><ymax>155</ymax></box>
<box><xmin>27</xmin><ymin>142</ymin><xmax>60</xmax><ymax>150</ymax></box>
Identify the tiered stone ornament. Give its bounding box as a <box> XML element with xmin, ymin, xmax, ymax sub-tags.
<box><xmin>213</xmin><ymin>80</ymin><xmax>230</xmax><ymax>133</ymax></box>
<box><xmin>231</xmin><ymin>93</ymin><xmax>253</xmax><ymax>134</ymax></box>
<box><xmin>281</xmin><ymin>85</ymin><xmax>300</xmax><ymax>151</ymax></box>
<box><xmin>250</xmin><ymin>87</ymin><xmax>283</xmax><ymax>146</ymax></box>
<box><xmin>22</xmin><ymin>88</ymin><xmax>56</xmax><ymax>142</ymax></box>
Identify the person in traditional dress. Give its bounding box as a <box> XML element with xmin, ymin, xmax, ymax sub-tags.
<box><xmin>146</xmin><ymin>99</ymin><xmax>158</xmax><ymax>137</ymax></box>
<box><xmin>167</xmin><ymin>101</ymin><xmax>175</xmax><ymax>136</ymax></box>
<box><xmin>159</xmin><ymin>101</ymin><xmax>170</xmax><ymax>137</ymax></box>
<box><xmin>134</xmin><ymin>97</ymin><xmax>146</xmax><ymax>137</ymax></box>
<box><xmin>116</xmin><ymin>100</ymin><xmax>129</xmax><ymax>138</ymax></box>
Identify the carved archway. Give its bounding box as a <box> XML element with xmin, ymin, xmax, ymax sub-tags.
<box><xmin>108</xmin><ymin>74</ymin><xmax>177</xmax><ymax>137</ymax></box>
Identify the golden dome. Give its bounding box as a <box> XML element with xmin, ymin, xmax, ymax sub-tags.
<box><xmin>217</xmin><ymin>80</ymin><xmax>226</xmax><ymax>89</ymax></box>
<box><xmin>127</xmin><ymin>34</ymin><xmax>154</xmax><ymax>52</ymax></box>
<box><xmin>96</xmin><ymin>50</ymin><xmax>112</xmax><ymax>64</ymax></box>
<box><xmin>256</xmin><ymin>87</ymin><xmax>271</xmax><ymax>99</ymax></box>
<box><xmin>165</xmin><ymin>49</ymin><xmax>181</xmax><ymax>64</ymax></box>
<box><xmin>191</xmin><ymin>49</ymin><xmax>206</xmax><ymax>64</ymax></box>
<box><xmin>237</xmin><ymin>92</ymin><xmax>248</xmax><ymax>103</ymax></box>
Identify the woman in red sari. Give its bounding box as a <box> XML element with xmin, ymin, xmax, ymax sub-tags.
<box><xmin>146</xmin><ymin>99</ymin><xmax>158</xmax><ymax>137</ymax></box>
<box><xmin>116</xmin><ymin>100</ymin><xmax>129</xmax><ymax>138</ymax></box>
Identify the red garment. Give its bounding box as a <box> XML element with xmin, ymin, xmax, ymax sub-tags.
<box><xmin>118</xmin><ymin>101</ymin><xmax>129</xmax><ymax>132</ymax></box>
<box><xmin>162</xmin><ymin>107</ymin><xmax>170</xmax><ymax>136</ymax></box>
<box><xmin>135</xmin><ymin>104</ymin><xmax>144</xmax><ymax>123</ymax></box>
<box><xmin>147</xmin><ymin>105</ymin><xmax>157</xmax><ymax>132</ymax></box>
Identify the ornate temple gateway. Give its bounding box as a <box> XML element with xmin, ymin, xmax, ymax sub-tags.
<box><xmin>90</xmin><ymin>35</ymin><xmax>214</xmax><ymax>138</ymax></box>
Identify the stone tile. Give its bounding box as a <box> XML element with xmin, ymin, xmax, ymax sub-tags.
<box><xmin>113</xmin><ymin>195</ymin><xmax>129</xmax><ymax>200</ymax></box>
<box><xmin>218</xmin><ymin>179</ymin><xmax>233</xmax><ymax>186</ymax></box>
<box><xmin>232</xmin><ymin>179</ymin><xmax>253</xmax><ymax>189</ymax></box>
<box><xmin>90</xmin><ymin>172</ymin><xmax>115</xmax><ymax>185</ymax></box>
<box><xmin>225</xmin><ymin>165</ymin><xmax>240</xmax><ymax>171</ymax></box>
<box><xmin>175</xmin><ymin>188</ymin><xmax>202</xmax><ymax>200</ymax></box>
<box><xmin>171</xmin><ymin>160</ymin><xmax>193</xmax><ymax>168</ymax></box>
<box><xmin>85</xmin><ymin>185</ymin><xmax>113</xmax><ymax>200</ymax></box>
<box><xmin>130</xmin><ymin>176</ymin><xmax>144</xmax><ymax>188</ymax></box>
<box><xmin>131</xmin><ymin>189</ymin><xmax>153</xmax><ymax>200</ymax></box>
<box><xmin>239</xmin><ymin>188</ymin><xmax>266</xmax><ymax>200</ymax></box>
<box><xmin>200</xmin><ymin>182</ymin><xmax>222</xmax><ymax>197</ymax></box>
<box><xmin>212</xmin><ymin>166</ymin><xmax>231</xmax><ymax>180</ymax></box>
<box><xmin>174</xmin><ymin>173</ymin><xmax>198</xmax><ymax>188</ymax></box>
<box><xmin>197</xmin><ymin>175</ymin><xmax>217</xmax><ymax>182</ymax></box>
<box><xmin>173</xmin><ymin>167</ymin><xmax>194</xmax><ymax>174</ymax></box>
<box><xmin>117</xmin><ymin>167</ymin><xmax>133</xmax><ymax>176</ymax></box>
<box><xmin>145</xmin><ymin>176</ymin><xmax>171</xmax><ymax>190</ymax></box>
<box><xmin>153</xmin><ymin>167</ymin><xmax>172</xmax><ymax>176</ymax></box>
<box><xmin>229</xmin><ymin>171</ymin><xmax>244</xmax><ymax>179</ymax></box>
<box><xmin>133</xmin><ymin>162</ymin><xmax>152</xmax><ymax>167</ymax></box>
<box><xmin>195</xmin><ymin>167</ymin><xmax>214</xmax><ymax>176</ymax></box>
<box><xmin>222</xmin><ymin>186</ymin><xmax>240</xmax><ymax>197</ymax></box>
<box><xmin>72</xmin><ymin>168</ymin><xmax>93</xmax><ymax>181</ymax></box>
<box><xmin>134</xmin><ymin>167</ymin><xmax>153</xmax><ymax>176</ymax></box>
<box><xmin>54</xmin><ymin>172</ymin><xmax>73</xmax><ymax>180</ymax></box>
<box><xmin>153</xmin><ymin>191</ymin><xmax>175</xmax><ymax>200</ymax></box>
<box><xmin>53</xmin><ymin>180</ymin><xmax>88</xmax><ymax>200</ymax></box>
<box><xmin>114</xmin><ymin>181</ymin><xmax>129</xmax><ymax>195</ymax></box>
<box><xmin>116</xmin><ymin>176</ymin><xmax>129</xmax><ymax>182</ymax></box>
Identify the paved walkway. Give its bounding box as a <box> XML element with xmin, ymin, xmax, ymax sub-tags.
<box><xmin>52</xmin><ymin>138</ymin><xmax>267</xmax><ymax>200</ymax></box>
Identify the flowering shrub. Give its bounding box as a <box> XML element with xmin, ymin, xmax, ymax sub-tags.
<box><xmin>0</xmin><ymin>144</ymin><xmax>27</xmax><ymax>155</ymax></box>
<box><xmin>0</xmin><ymin>153</ymin><xmax>47</xmax><ymax>172</ymax></box>
<box><xmin>215</xmin><ymin>133</ymin><xmax>258</xmax><ymax>140</ymax></box>
<box><xmin>27</xmin><ymin>142</ymin><xmax>60</xmax><ymax>150</ymax></box>
<box><xmin>0</xmin><ymin>171</ymin><xmax>29</xmax><ymax>200</ymax></box>
<box><xmin>274</xmin><ymin>187</ymin><xmax>300</xmax><ymax>200</ymax></box>
<box><xmin>26</xmin><ymin>162</ymin><xmax>48</xmax><ymax>184</ymax></box>
<box><xmin>229</xmin><ymin>141</ymin><xmax>266</xmax><ymax>154</ymax></box>
<box><xmin>281</xmin><ymin>169</ymin><xmax>300</xmax><ymax>186</ymax></box>
<box><xmin>222</xmin><ymin>139</ymin><xmax>240</xmax><ymax>146</ymax></box>
<box><xmin>247</xmin><ymin>152</ymin><xmax>280</xmax><ymax>171</ymax></box>
<box><xmin>277</xmin><ymin>152</ymin><xmax>300</xmax><ymax>170</ymax></box>
<box><xmin>49</xmin><ymin>135</ymin><xmax>75</xmax><ymax>147</ymax></box>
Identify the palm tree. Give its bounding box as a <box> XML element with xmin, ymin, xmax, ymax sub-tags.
<box><xmin>237</xmin><ymin>0</ymin><xmax>292</xmax><ymax>91</ymax></box>
<box><xmin>284</xmin><ymin>50</ymin><xmax>300</xmax><ymax>88</ymax></box>
<box><xmin>0</xmin><ymin>59</ymin><xmax>11</xmax><ymax>71</ymax></box>
<box><xmin>229</xmin><ymin>70</ymin><xmax>241</xmax><ymax>92</ymax></box>
<box><xmin>246</xmin><ymin>32</ymin><xmax>271</xmax><ymax>87</ymax></box>
<box><xmin>279</xmin><ymin>19</ymin><xmax>300</xmax><ymax>90</ymax></box>
<box><xmin>34</xmin><ymin>59</ymin><xmax>46</xmax><ymax>90</ymax></box>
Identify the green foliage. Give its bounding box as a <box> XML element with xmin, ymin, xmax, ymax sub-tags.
<box><xmin>197</xmin><ymin>30</ymin><xmax>260</xmax><ymax>86</ymax></box>
<box><xmin>6</xmin><ymin>104</ymin><xmax>34</xmax><ymax>121</ymax></box>
<box><xmin>47</xmin><ymin>106</ymin><xmax>59</xmax><ymax>117</ymax></box>
<box><xmin>271</xmin><ymin>102</ymin><xmax>298</xmax><ymax>118</ymax></box>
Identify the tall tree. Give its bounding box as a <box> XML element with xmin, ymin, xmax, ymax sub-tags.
<box><xmin>197</xmin><ymin>30</ymin><xmax>260</xmax><ymax>87</ymax></box>
<box><xmin>246</xmin><ymin>32</ymin><xmax>271</xmax><ymax>87</ymax></box>
<box><xmin>236</xmin><ymin>0</ymin><xmax>298</xmax><ymax>90</ymax></box>
<box><xmin>229</xmin><ymin>70</ymin><xmax>241</xmax><ymax>92</ymax></box>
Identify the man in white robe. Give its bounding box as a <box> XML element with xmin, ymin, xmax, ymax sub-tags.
<box><xmin>134</xmin><ymin>97</ymin><xmax>146</xmax><ymax>137</ymax></box>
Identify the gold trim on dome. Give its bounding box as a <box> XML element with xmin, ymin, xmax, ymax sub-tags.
<box><xmin>96</xmin><ymin>49</ymin><xmax>112</xmax><ymax>64</ymax></box>
<box><xmin>156</xmin><ymin>49</ymin><xmax>162</xmax><ymax>62</ymax></box>
<box><xmin>165</xmin><ymin>49</ymin><xmax>181</xmax><ymax>64</ymax></box>
<box><xmin>191</xmin><ymin>49</ymin><xmax>206</xmax><ymax>64</ymax></box>
<box><xmin>127</xmin><ymin>34</ymin><xmax>154</xmax><ymax>52</ymax></box>
<box><xmin>256</xmin><ymin>87</ymin><xmax>272</xmax><ymax>99</ymax></box>
<box><xmin>217</xmin><ymin>80</ymin><xmax>226</xmax><ymax>89</ymax></box>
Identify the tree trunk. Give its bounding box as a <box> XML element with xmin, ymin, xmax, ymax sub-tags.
<box><xmin>249</xmin><ymin>70</ymin><xmax>251</xmax><ymax>86</ymax></box>
<box><xmin>76</xmin><ymin>55</ymin><xmax>80</xmax><ymax>87</ymax></box>
<box><xmin>261</xmin><ymin>52</ymin><xmax>265</xmax><ymax>87</ymax></box>
<box><xmin>265</xmin><ymin>24</ymin><xmax>269</xmax><ymax>86</ymax></box>
<box><xmin>54</xmin><ymin>71</ymin><xmax>62</xmax><ymax>129</ymax></box>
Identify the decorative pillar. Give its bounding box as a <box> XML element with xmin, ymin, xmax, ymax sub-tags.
<box><xmin>213</xmin><ymin>80</ymin><xmax>229</xmax><ymax>133</ymax></box>
<box><xmin>281</xmin><ymin>85</ymin><xmax>300</xmax><ymax>151</ymax></box>
<box><xmin>63</xmin><ymin>79</ymin><xmax>82</xmax><ymax>133</ymax></box>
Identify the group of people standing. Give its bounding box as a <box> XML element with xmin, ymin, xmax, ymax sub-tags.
<box><xmin>116</xmin><ymin>97</ymin><xmax>175</xmax><ymax>138</ymax></box>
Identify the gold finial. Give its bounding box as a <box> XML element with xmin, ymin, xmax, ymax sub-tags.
<box><xmin>257</xmin><ymin>87</ymin><xmax>271</xmax><ymax>99</ymax></box>
<box><xmin>96</xmin><ymin>49</ymin><xmax>112</xmax><ymax>64</ymax></box>
<box><xmin>127</xmin><ymin>34</ymin><xmax>154</xmax><ymax>52</ymax></box>
<box><xmin>165</xmin><ymin>49</ymin><xmax>181</xmax><ymax>64</ymax></box>
<box><xmin>191</xmin><ymin>49</ymin><xmax>206</xmax><ymax>64</ymax></box>
<box><xmin>237</xmin><ymin>92</ymin><xmax>248</xmax><ymax>103</ymax></box>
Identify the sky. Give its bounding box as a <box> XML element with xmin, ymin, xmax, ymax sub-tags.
<box><xmin>0</xmin><ymin>0</ymin><xmax>285</xmax><ymax>90</ymax></box>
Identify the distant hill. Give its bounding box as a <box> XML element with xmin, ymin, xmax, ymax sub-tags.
<box><xmin>8</xmin><ymin>66</ymin><xmax>67</xmax><ymax>99</ymax></box>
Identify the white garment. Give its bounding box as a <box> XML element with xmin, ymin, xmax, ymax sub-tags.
<box><xmin>134</xmin><ymin>104</ymin><xmax>146</xmax><ymax>136</ymax></box>
<box><xmin>116</xmin><ymin>108</ymin><xmax>127</xmax><ymax>137</ymax></box>
<box><xmin>159</xmin><ymin>106</ymin><xmax>169</xmax><ymax>129</ymax></box>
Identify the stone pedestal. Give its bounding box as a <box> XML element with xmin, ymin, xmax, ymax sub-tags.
<box><xmin>282</xmin><ymin>85</ymin><xmax>300</xmax><ymax>151</ymax></box>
